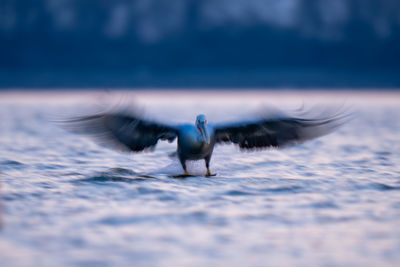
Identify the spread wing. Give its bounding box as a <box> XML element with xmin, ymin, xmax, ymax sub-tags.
<box><xmin>62</xmin><ymin>112</ymin><xmax>178</xmax><ymax>152</ymax></box>
<box><xmin>214</xmin><ymin>110</ymin><xmax>348</xmax><ymax>150</ymax></box>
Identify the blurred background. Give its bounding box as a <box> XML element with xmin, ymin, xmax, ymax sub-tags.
<box><xmin>0</xmin><ymin>0</ymin><xmax>399</xmax><ymax>88</ymax></box>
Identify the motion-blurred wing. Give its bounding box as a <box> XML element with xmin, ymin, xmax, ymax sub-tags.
<box><xmin>63</xmin><ymin>112</ymin><xmax>178</xmax><ymax>152</ymax></box>
<box><xmin>214</xmin><ymin>111</ymin><xmax>346</xmax><ymax>150</ymax></box>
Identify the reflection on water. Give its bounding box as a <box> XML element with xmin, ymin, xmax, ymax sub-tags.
<box><xmin>0</xmin><ymin>91</ymin><xmax>400</xmax><ymax>266</ymax></box>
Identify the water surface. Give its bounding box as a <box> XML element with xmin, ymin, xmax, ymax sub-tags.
<box><xmin>1</xmin><ymin>91</ymin><xmax>400</xmax><ymax>266</ymax></box>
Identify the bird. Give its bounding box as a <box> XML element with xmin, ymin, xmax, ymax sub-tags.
<box><xmin>63</xmin><ymin>106</ymin><xmax>347</xmax><ymax>176</ymax></box>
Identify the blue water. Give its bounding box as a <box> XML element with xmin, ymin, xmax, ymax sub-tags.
<box><xmin>1</xmin><ymin>91</ymin><xmax>400</xmax><ymax>266</ymax></box>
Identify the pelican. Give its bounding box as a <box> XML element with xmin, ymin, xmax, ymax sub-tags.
<box><xmin>64</xmin><ymin>107</ymin><xmax>346</xmax><ymax>176</ymax></box>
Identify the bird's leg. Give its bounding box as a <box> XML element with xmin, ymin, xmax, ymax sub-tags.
<box><xmin>179</xmin><ymin>157</ymin><xmax>188</xmax><ymax>175</ymax></box>
<box><xmin>205</xmin><ymin>156</ymin><xmax>211</xmax><ymax>176</ymax></box>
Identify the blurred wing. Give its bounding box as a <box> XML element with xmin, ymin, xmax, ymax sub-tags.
<box><xmin>63</xmin><ymin>112</ymin><xmax>178</xmax><ymax>152</ymax></box>
<box><xmin>214</xmin><ymin>111</ymin><xmax>347</xmax><ymax>150</ymax></box>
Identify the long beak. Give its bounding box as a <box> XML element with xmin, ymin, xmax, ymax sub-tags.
<box><xmin>200</xmin><ymin>124</ymin><xmax>210</xmax><ymax>145</ymax></box>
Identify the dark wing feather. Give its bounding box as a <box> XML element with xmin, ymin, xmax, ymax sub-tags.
<box><xmin>214</xmin><ymin>112</ymin><xmax>347</xmax><ymax>150</ymax></box>
<box><xmin>63</xmin><ymin>112</ymin><xmax>178</xmax><ymax>152</ymax></box>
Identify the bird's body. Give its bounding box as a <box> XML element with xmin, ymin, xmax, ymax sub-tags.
<box><xmin>176</xmin><ymin>122</ymin><xmax>215</xmax><ymax>174</ymax></box>
<box><xmin>64</xmin><ymin>106</ymin><xmax>347</xmax><ymax>176</ymax></box>
<box><xmin>177</xmin><ymin>124</ymin><xmax>214</xmax><ymax>159</ymax></box>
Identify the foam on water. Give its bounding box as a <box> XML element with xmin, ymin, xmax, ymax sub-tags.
<box><xmin>1</xmin><ymin>91</ymin><xmax>400</xmax><ymax>266</ymax></box>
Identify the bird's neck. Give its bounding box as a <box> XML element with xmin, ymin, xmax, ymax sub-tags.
<box><xmin>196</xmin><ymin>126</ymin><xmax>207</xmax><ymax>144</ymax></box>
<box><xmin>197</xmin><ymin>125</ymin><xmax>203</xmax><ymax>134</ymax></box>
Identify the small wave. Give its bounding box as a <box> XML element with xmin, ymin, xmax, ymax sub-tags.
<box><xmin>1</xmin><ymin>160</ymin><xmax>26</xmax><ymax>170</ymax></box>
<box><xmin>2</xmin><ymin>192</ymin><xmax>26</xmax><ymax>201</ymax></box>
<box><xmin>351</xmin><ymin>182</ymin><xmax>400</xmax><ymax>191</ymax></box>
<box><xmin>107</xmin><ymin>167</ymin><xmax>137</xmax><ymax>175</ymax></box>
<box><xmin>136</xmin><ymin>186</ymin><xmax>165</xmax><ymax>194</ymax></box>
<box><xmin>224</xmin><ymin>190</ymin><xmax>255</xmax><ymax>196</ymax></box>
<box><xmin>98</xmin><ymin>211</ymin><xmax>227</xmax><ymax>226</ymax></box>
<box><xmin>62</xmin><ymin>171</ymin><xmax>83</xmax><ymax>177</ymax></box>
<box><xmin>261</xmin><ymin>185</ymin><xmax>303</xmax><ymax>193</ymax></box>
<box><xmin>308</xmin><ymin>201</ymin><xmax>339</xmax><ymax>209</ymax></box>
<box><xmin>35</xmin><ymin>163</ymin><xmax>65</xmax><ymax>170</ymax></box>
<box><xmin>375</xmin><ymin>151</ymin><xmax>391</xmax><ymax>157</ymax></box>
<box><xmin>370</xmin><ymin>182</ymin><xmax>400</xmax><ymax>191</ymax></box>
<box><xmin>315</xmin><ymin>215</ymin><xmax>357</xmax><ymax>224</ymax></box>
<box><xmin>73</xmin><ymin>168</ymin><xmax>154</xmax><ymax>183</ymax></box>
<box><xmin>76</xmin><ymin>176</ymin><xmax>151</xmax><ymax>183</ymax></box>
<box><xmin>98</xmin><ymin>216</ymin><xmax>142</xmax><ymax>226</ymax></box>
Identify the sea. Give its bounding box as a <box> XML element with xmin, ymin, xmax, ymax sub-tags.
<box><xmin>0</xmin><ymin>90</ymin><xmax>399</xmax><ymax>266</ymax></box>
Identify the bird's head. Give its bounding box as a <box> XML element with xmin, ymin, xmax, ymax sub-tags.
<box><xmin>195</xmin><ymin>114</ymin><xmax>210</xmax><ymax>145</ymax></box>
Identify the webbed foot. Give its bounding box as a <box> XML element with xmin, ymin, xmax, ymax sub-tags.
<box><xmin>205</xmin><ymin>169</ymin><xmax>217</xmax><ymax>177</ymax></box>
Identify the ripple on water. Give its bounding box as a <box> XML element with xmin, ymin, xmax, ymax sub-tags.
<box><xmin>260</xmin><ymin>185</ymin><xmax>304</xmax><ymax>194</ymax></box>
<box><xmin>136</xmin><ymin>186</ymin><xmax>166</xmax><ymax>194</ymax></box>
<box><xmin>224</xmin><ymin>190</ymin><xmax>255</xmax><ymax>196</ymax></box>
<box><xmin>98</xmin><ymin>211</ymin><xmax>227</xmax><ymax>226</ymax></box>
<box><xmin>0</xmin><ymin>160</ymin><xmax>26</xmax><ymax>170</ymax></box>
<box><xmin>308</xmin><ymin>201</ymin><xmax>339</xmax><ymax>209</ymax></box>
<box><xmin>315</xmin><ymin>215</ymin><xmax>358</xmax><ymax>224</ymax></box>
<box><xmin>72</xmin><ymin>168</ymin><xmax>155</xmax><ymax>183</ymax></box>
<box><xmin>350</xmin><ymin>181</ymin><xmax>400</xmax><ymax>191</ymax></box>
<box><xmin>375</xmin><ymin>151</ymin><xmax>392</xmax><ymax>157</ymax></box>
<box><xmin>369</xmin><ymin>182</ymin><xmax>400</xmax><ymax>191</ymax></box>
<box><xmin>35</xmin><ymin>163</ymin><xmax>65</xmax><ymax>170</ymax></box>
<box><xmin>74</xmin><ymin>175</ymin><xmax>152</xmax><ymax>183</ymax></box>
